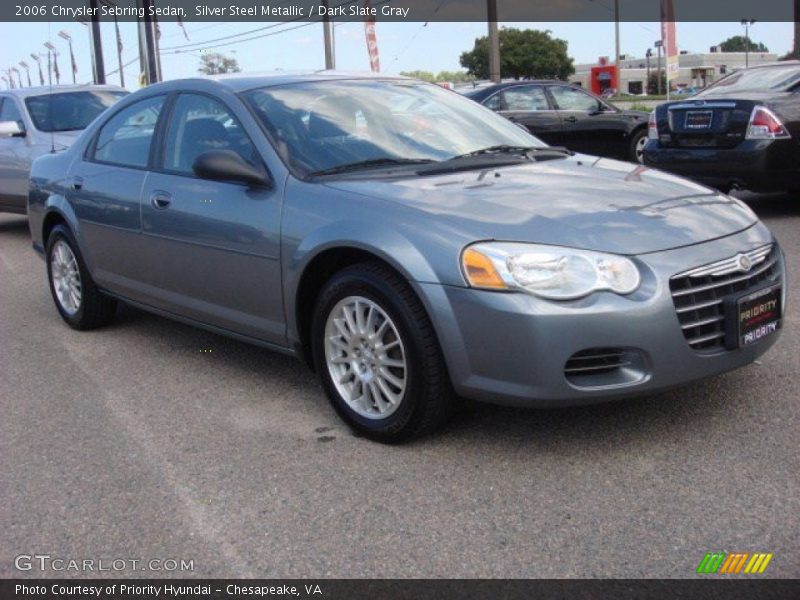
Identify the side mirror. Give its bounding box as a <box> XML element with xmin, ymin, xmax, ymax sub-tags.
<box><xmin>192</xmin><ymin>150</ymin><xmax>270</xmax><ymax>187</ymax></box>
<box><xmin>0</xmin><ymin>120</ymin><xmax>25</xmax><ymax>137</ymax></box>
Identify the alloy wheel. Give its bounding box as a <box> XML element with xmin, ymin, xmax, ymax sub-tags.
<box><xmin>324</xmin><ymin>295</ymin><xmax>407</xmax><ymax>419</ymax></box>
<box><xmin>635</xmin><ymin>135</ymin><xmax>647</xmax><ymax>164</ymax></box>
<box><xmin>50</xmin><ymin>239</ymin><xmax>82</xmax><ymax>315</ymax></box>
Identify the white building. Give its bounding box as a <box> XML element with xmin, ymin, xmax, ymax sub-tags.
<box><xmin>571</xmin><ymin>50</ymin><xmax>779</xmax><ymax>94</ymax></box>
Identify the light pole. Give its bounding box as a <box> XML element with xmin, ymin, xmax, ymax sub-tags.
<box><xmin>487</xmin><ymin>0</ymin><xmax>501</xmax><ymax>83</ymax></box>
<box><xmin>645</xmin><ymin>48</ymin><xmax>652</xmax><ymax>94</ymax></box>
<box><xmin>19</xmin><ymin>62</ymin><xmax>31</xmax><ymax>87</ymax></box>
<box><xmin>44</xmin><ymin>42</ymin><xmax>59</xmax><ymax>85</ymax></box>
<box><xmin>655</xmin><ymin>40</ymin><xmax>663</xmax><ymax>95</ymax></box>
<box><xmin>11</xmin><ymin>67</ymin><xmax>23</xmax><ymax>88</ymax></box>
<box><xmin>741</xmin><ymin>19</ymin><xmax>756</xmax><ymax>68</ymax></box>
<box><xmin>58</xmin><ymin>31</ymin><xmax>77</xmax><ymax>84</ymax></box>
<box><xmin>30</xmin><ymin>53</ymin><xmax>44</xmax><ymax>86</ymax></box>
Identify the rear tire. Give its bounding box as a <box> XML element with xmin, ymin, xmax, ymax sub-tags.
<box><xmin>629</xmin><ymin>129</ymin><xmax>648</xmax><ymax>164</ymax></box>
<box><xmin>311</xmin><ymin>261</ymin><xmax>454</xmax><ymax>443</ymax></box>
<box><xmin>46</xmin><ymin>224</ymin><xmax>116</xmax><ymax>330</ymax></box>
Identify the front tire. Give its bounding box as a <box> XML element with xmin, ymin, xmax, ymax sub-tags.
<box><xmin>311</xmin><ymin>262</ymin><xmax>454</xmax><ymax>443</ymax></box>
<box><xmin>46</xmin><ymin>224</ymin><xmax>116</xmax><ymax>330</ymax></box>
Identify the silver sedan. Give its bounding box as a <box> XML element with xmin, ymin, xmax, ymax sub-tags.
<box><xmin>28</xmin><ymin>73</ymin><xmax>786</xmax><ymax>443</ymax></box>
<box><xmin>0</xmin><ymin>85</ymin><xmax>126</xmax><ymax>214</ymax></box>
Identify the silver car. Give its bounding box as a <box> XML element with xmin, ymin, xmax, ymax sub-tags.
<box><xmin>28</xmin><ymin>73</ymin><xmax>785</xmax><ymax>442</ymax></box>
<box><xmin>0</xmin><ymin>85</ymin><xmax>127</xmax><ymax>214</ymax></box>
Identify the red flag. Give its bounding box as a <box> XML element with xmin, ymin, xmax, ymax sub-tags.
<box><xmin>661</xmin><ymin>0</ymin><xmax>679</xmax><ymax>89</ymax></box>
<box><xmin>363</xmin><ymin>1</ymin><xmax>380</xmax><ymax>72</ymax></box>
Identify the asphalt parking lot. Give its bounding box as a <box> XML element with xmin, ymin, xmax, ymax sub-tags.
<box><xmin>1</xmin><ymin>191</ymin><xmax>798</xmax><ymax>579</ymax></box>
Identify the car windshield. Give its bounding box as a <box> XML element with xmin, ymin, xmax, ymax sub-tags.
<box><xmin>697</xmin><ymin>65</ymin><xmax>800</xmax><ymax>95</ymax></box>
<box><xmin>243</xmin><ymin>79</ymin><xmax>546</xmax><ymax>176</ymax></box>
<box><xmin>24</xmin><ymin>90</ymin><xmax>128</xmax><ymax>132</ymax></box>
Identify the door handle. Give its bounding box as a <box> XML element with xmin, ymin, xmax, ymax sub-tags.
<box><xmin>563</xmin><ymin>116</ymin><xmax>578</xmax><ymax>123</ymax></box>
<box><xmin>150</xmin><ymin>191</ymin><xmax>172</xmax><ymax>209</ymax></box>
<box><xmin>71</xmin><ymin>176</ymin><xmax>84</xmax><ymax>191</ymax></box>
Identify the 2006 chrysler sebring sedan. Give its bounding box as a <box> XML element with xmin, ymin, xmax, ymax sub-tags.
<box><xmin>28</xmin><ymin>73</ymin><xmax>786</xmax><ymax>442</ymax></box>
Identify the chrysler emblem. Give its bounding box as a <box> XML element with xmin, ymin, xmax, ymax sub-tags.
<box><xmin>738</xmin><ymin>254</ymin><xmax>753</xmax><ymax>272</ymax></box>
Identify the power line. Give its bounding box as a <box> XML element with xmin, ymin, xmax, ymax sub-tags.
<box><xmin>160</xmin><ymin>0</ymin><xmax>354</xmax><ymax>52</ymax></box>
<box><xmin>161</xmin><ymin>0</ymin><xmax>394</xmax><ymax>56</ymax></box>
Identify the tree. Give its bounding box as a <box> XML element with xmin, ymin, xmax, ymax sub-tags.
<box><xmin>399</xmin><ymin>70</ymin><xmax>436</xmax><ymax>82</ymax></box>
<box><xmin>460</xmin><ymin>28</ymin><xmax>574</xmax><ymax>80</ymax></box>
<box><xmin>647</xmin><ymin>71</ymin><xmax>667</xmax><ymax>95</ymax></box>
<box><xmin>399</xmin><ymin>70</ymin><xmax>473</xmax><ymax>83</ymax></box>
<box><xmin>719</xmin><ymin>35</ymin><xmax>769</xmax><ymax>53</ymax></box>
<box><xmin>198</xmin><ymin>52</ymin><xmax>241</xmax><ymax>75</ymax></box>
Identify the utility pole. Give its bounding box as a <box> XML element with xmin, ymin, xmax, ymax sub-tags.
<box><xmin>795</xmin><ymin>0</ymin><xmax>799</xmax><ymax>57</ymax></box>
<box><xmin>137</xmin><ymin>0</ymin><xmax>162</xmax><ymax>84</ymax></box>
<box><xmin>655</xmin><ymin>40</ymin><xmax>663</xmax><ymax>95</ymax></box>
<box><xmin>487</xmin><ymin>0</ymin><xmax>500</xmax><ymax>83</ymax></box>
<box><xmin>322</xmin><ymin>1</ymin><xmax>335</xmax><ymax>69</ymax></box>
<box><xmin>88</xmin><ymin>0</ymin><xmax>106</xmax><ymax>84</ymax></box>
<box><xmin>614</xmin><ymin>0</ymin><xmax>620</xmax><ymax>67</ymax></box>
<box><xmin>645</xmin><ymin>48</ymin><xmax>652</xmax><ymax>94</ymax></box>
<box><xmin>741</xmin><ymin>19</ymin><xmax>755</xmax><ymax>68</ymax></box>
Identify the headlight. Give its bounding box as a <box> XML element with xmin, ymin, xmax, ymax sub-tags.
<box><xmin>462</xmin><ymin>242</ymin><xmax>640</xmax><ymax>300</ymax></box>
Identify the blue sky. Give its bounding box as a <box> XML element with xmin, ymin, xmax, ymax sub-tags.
<box><xmin>1</xmin><ymin>20</ymin><xmax>794</xmax><ymax>89</ymax></box>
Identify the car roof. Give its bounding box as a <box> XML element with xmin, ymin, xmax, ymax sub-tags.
<box><xmin>1</xmin><ymin>84</ymin><xmax>127</xmax><ymax>99</ymax></box>
<box><xmin>459</xmin><ymin>80</ymin><xmax>573</xmax><ymax>97</ymax></box>
<box><xmin>138</xmin><ymin>71</ymin><xmax>414</xmax><ymax>95</ymax></box>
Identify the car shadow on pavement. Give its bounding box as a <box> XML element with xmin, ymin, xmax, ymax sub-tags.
<box><xmin>112</xmin><ymin>301</ymin><xmax>746</xmax><ymax>453</ymax></box>
<box><xmin>736</xmin><ymin>191</ymin><xmax>800</xmax><ymax>219</ymax></box>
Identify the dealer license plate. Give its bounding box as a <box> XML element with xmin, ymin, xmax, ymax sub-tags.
<box><xmin>736</xmin><ymin>285</ymin><xmax>782</xmax><ymax>347</ymax></box>
<box><xmin>685</xmin><ymin>110</ymin><xmax>713</xmax><ymax>129</ymax></box>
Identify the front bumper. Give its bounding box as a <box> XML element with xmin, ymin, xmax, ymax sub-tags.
<box><xmin>419</xmin><ymin>224</ymin><xmax>785</xmax><ymax>407</ymax></box>
<box><xmin>643</xmin><ymin>138</ymin><xmax>800</xmax><ymax>192</ymax></box>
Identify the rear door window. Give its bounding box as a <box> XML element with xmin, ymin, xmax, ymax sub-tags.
<box><xmin>498</xmin><ymin>86</ymin><xmax>550</xmax><ymax>111</ymax></box>
<box><xmin>92</xmin><ymin>95</ymin><xmax>165</xmax><ymax>168</ymax></box>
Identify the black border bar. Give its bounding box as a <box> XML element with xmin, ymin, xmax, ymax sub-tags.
<box><xmin>2</xmin><ymin>579</ymin><xmax>800</xmax><ymax>600</ymax></box>
<box><xmin>3</xmin><ymin>0</ymin><xmax>798</xmax><ymax>23</ymax></box>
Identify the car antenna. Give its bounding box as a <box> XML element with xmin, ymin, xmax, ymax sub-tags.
<box><xmin>47</xmin><ymin>23</ymin><xmax>55</xmax><ymax>154</ymax></box>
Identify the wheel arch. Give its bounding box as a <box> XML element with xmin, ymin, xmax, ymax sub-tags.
<box><xmin>289</xmin><ymin>239</ymin><xmax>441</xmax><ymax>370</ymax></box>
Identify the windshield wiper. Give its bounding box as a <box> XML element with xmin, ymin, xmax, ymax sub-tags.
<box><xmin>448</xmin><ymin>145</ymin><xmax>573</xmax><ymax>161</ymax></box>
<box><xmin>309</xmin><ymin>157</ymin><xmax>437</xmax><ymax>177</ymax></box>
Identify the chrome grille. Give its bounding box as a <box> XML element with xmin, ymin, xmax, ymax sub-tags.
<box><xmin>669</xmin><ymin>244</ymin><xmax>780</xmax><ymax>352</ymax></box>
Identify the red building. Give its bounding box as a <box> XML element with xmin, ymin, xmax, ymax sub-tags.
<box><xmin>590</xmin><ymin>65</ymin><xmax>618</xmax><ymax>95</ymax></box>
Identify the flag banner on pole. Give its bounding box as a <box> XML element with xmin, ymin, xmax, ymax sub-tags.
<box><xmin>177</xmin><ymin>15</ymin><xmax>190</xmax><ymax>40</ymax></box>
<box><xmin>661</xmin><ymin>0</ymin><xmax>678</xmax><ymax>91</ymax></box>
<box><xmin>52</xmin><ymin>51</ymin><xmax>60</xmax><ymax>82</ymax></box>
<box><xmin>115</xmin><ymin>16</ymin><xmax>124</xmax><ymax>53</ymax></box>
<box><xmin>363</xmin><ymin>0</ymin><xmax>380</xmax><ymax>72</ymax></box>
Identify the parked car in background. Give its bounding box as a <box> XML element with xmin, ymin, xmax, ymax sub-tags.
<box><xmin>674</xmin><ymin>86</ymin><xmax>701</xmax><ymax>96</ymax></box>
<box><xmin>0</xmin><ymin>85</ymin><xmax>127</xmax><ymax>214</ymax></box>
<box><xmin>462</xmin><ymin>81</ymin><xmax>650</xmax><ymax>163</ymax></box>
<box><xmin>644</xmin><ymin>62</ymin><xmax>800</xmax><ymax>193</ymax></box>
<box><xmin>29</xmin><ymin>73</ymin><xmax>785</xmax><ymax>442</ymax></box>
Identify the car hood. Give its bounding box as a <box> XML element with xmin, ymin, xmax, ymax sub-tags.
<box><xmin>33</xmin><ymin>129</ymin><xmax>84</xmax><ymax>151</ymax></box>
<box><xmin>324</xmin><ymin>156</ymin><xmax>759</xmax><ymax>255</ymax></box>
